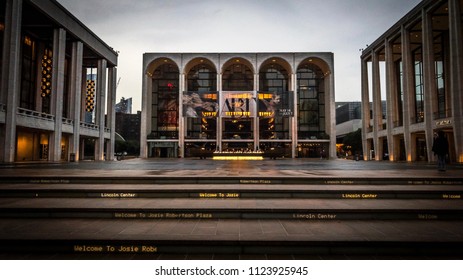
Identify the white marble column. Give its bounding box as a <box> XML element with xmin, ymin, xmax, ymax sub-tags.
<box><xmin>49</xmin><ymin>28</ymin><xmax>66</xmax><ymax>162</ymax></box>
<box><xmin>372</xmin><ymin>51</ymin><xmax>382</xmax><ymax>160</ymax></box>
<box><xmin>106</xmin><ymin>66</ymin><xmax>117</xmax><ymax>161</ymax></box>
<box><xmin>422</xmin><ymin>9</ymin><xmax>437</xmax><ymax>163</ymax></box>
<box><xmin>70</xmin><ymin>41</ymin><xmax>83</xmax><ymax>161</ymax></box>
<box><xmin>95</xmin><ymin>59</ymin><xmax>107</xmax><ymax>161</ymax></box>
<box><xmin>401</xmin><ymin>26</ymin><xmax>414</xmax><ymax>162</ymax></box>
<box><xmin>140</xmin><ymin>73</ymin><xmax>151</xmax><ymax>158</ymax></box>
<box><xmin>291</xmin><ymin>72</ymin><xmax>297</xmax><ymax>158</ymax></box>
<box><xmin>361</xmin><ymin>59</ymin><xmax>370</xmax><ymax>160</ymax></box>
<box><xmin>179</xmin><ymin>73</ymin><xmax>185</xmax><ymax>158</ymax></box>
<box><xmin>217</xmin><ymin>73</ymin><xmax>222</xmax><ymax>152</ymax></box>
<box><xmin>253</xmin><ymin>73</ymin><xmax>259</xmax><ymax>151</ymax></box>
<box><xmin>1</xmin><ymin>0</ymin><xmax>22</xmax><ymax>163</ymax></box>
<box><xmin>449</xmin><ymin>0</ymin><xmax>463</xmax><ymax>163</ymax></box>
<box><xmin>326</xmin><ymin>70</ymin><xmax>336</xmax><ymax>159</ymax></box>
<box><xmin>385</xmin><ymin>39</ymin><xmax>396</xmax><ymax>161</ymax></box>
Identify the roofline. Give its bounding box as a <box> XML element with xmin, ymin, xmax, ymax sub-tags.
<box><xmin>361</xmin><ymin>0</ymin><xmax>439</xmax><ymax>58</ymax></box>
<box><xmin>28</xmin><ymin>0</ymin><xmax>118</xmax><ymax>66</ymax></box>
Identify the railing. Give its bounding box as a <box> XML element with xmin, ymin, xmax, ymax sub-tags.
<box><xmin>62</xmin><ymin>117</ymin><xmax>73</xmax><ymax>125</ymax></box>
<box><xmin>147</xmin><ymin>132</ymin><xmax>179</xmax><ymax>139</ymax></box>
<box><xmin>80</xmin><ymin>121</ymin><xmax>99</xmax><ymax>131</ymax></box>
<box><xmin>17</xmin><ymin>107</ymin><xmax>55</xmax><ymax>121</ymax></box>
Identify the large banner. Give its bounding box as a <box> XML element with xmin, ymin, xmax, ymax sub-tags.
<box><xmin>221</xmin><ymin>92</ymin><xmax>256</xmax><ymax>118</ymax></box>
<box><xmin>258</xmin><ymin>91</ymin><xmax>294</xmax><ymax>118</ymax></box>
<box><xmin>182</xmin><ymin>92</ymin><xmax>218</xmax><ymax>118</ymax></box>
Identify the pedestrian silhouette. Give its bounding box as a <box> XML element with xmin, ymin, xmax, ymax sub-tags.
<box><xmin>432</xmin><ymin>130</ymin><xmax>449</xmax><ymax>171</ymax></box>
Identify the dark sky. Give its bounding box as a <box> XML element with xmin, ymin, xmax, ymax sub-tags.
<box><xmin>57</xmin><ymin>0</ymin><xmax>422</xmax><ymax>110</ymax></box>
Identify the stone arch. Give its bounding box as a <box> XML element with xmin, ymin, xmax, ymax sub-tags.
<box><xmin>145</xmin><ymin>57</ymin><xmax>180</xmax><ymax>77</ymax></box>
<box><xmin>221</xmin><ymin>57</ymin><xmax>255</xmax><ymax>74</ymax></box>
<box><xmin>258</xmin><ymin>57</ymin><xmax>292</xmax><ymax>92</ymax></box>
<box><xmin>297</xmin><ymin>56</ymin><xmax>332</xmax><ymax>76</ymax></box>
<box><xmin>259</xmin><ymin>56</ymin><xmax>293</xmax><ymax>75</ymax></box>
<box><xmin>183</xmin><ymin>57</ymin><xmax>217</xmax><ymax>75</ymax></box>
<box><xmin>221</xmin><ymin>57</ymin><xmax>255</xmax><ymax>91</ymax></box>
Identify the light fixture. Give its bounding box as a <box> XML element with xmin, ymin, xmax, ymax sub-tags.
<box><xmin>86</xmin><ymin>80</ymin><xmax>96</xmax><ymax>112</ymax></box>
<box><xmin>41</xmin><ymin>50</ymin><xmax>53</xmax><ymax>97</ymax></box>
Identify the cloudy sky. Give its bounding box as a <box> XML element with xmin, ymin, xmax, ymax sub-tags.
<box><xmin>57</xmin><ymin>0</ymin><xmax>421</xmax><ymax>111</ymax></box>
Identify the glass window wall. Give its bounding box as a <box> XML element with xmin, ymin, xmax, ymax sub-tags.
<box><xmin>222</xmin><ymin>63</ymin><xmax>253</xmax><ymax>91</ymax></box>
<box><xmin>297</xmin><ymin>64</ymin><xmax>326</xmax><ymax>140</ymax></box>
<box><xmin>20</xmin><ymin>35</ymin><xmax>37</xmax><ymax>110</ymax></box>
<box><xmin>259</xmin><ymin>64</ymin><xmax>290</xmax><ymax>140</ymax></box>
<box><xmin>150</xmin><ymin>64</ymin><xmax>179</xmax><ymax>139</ymax></box>
<box><xmin>186</xmin><ymin>64</ymin><xmax>217</xmax><ymax>139</ymax></box>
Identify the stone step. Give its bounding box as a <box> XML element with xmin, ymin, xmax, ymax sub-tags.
<box><xmin>0</xmin><ymin>184</ymin><xmax>462</xmax><ymax>199</ymax></box>
<box><xmin>0</xmin><ymin>219</ymin><xmax>462</xmax><ymax>258</ymax></box>
<box><xmin>0</xmin><ymin>185</ymin><xmax>463</xmax><ymax>200</ymax></box>
<box><xmin>1</xmin><ymin>175</ymin><xmax>462</xmax><ymax>186</ymax></box>
<box><xmin>0</xmin><ymin>198</ymin><xmax>462</xmax><ymax>220</ymax></box>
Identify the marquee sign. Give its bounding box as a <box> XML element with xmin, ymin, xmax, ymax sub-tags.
<box><xmin>221</xmin><ymin>92</ymin><xmax>255</xmax><ymax>118</ymax></box>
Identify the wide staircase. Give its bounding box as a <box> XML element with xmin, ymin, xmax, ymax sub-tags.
<box><xmin>0</xmin><ymin>166</ymin><xmax>462</xmax><ymax>259</ymax></box>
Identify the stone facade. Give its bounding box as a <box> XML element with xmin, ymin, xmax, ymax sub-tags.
<box><xmin>361</xmin><ymin>0</ymin><xmax>463</xmax><ymax>163</ymax></box>
<box><xmin>141</xmin><ymin>52</ymin><xmax>336</xmax><ymax>159</ymax></box>
<box><xmin>0</xmin><ymin>0</ymin><xmax>118</xmax><ymax>162</ymax></box>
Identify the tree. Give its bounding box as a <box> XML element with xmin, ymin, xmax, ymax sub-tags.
<box><xmin>342</xmin><ymin>129</ymin><xmax>362</xmax><ymax>156</ymax></box>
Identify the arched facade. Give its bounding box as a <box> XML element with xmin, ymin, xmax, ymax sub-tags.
<box><xmin>141</xmin><ymin>53</ymin><xmax>335</xmax><ymax>159</ymax></box>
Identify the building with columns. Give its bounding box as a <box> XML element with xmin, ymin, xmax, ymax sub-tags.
<box><xmin>141</xmin><ymin>53</ymin><xmax>335</xmax><ymax>159</ymax></box>
<box><xmin>361</xmin><ymin>0</ymin><xmax>463</xmax><ymax>163</ymax></box>
<box><xmin>0</xmin><ymin>0</ymin><xmax>118</xmax><ymax>163</ymax></box>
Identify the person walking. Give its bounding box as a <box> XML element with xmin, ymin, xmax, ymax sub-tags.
<box><xmin>432</xmin><ymin>130</ymin><xmax>449</xmax><ymax>171</ymax></box>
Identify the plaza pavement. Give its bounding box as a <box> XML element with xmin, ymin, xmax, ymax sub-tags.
<box><xmin>0</xmin><ymin>158</ymin><xmax>462</xmax><ymax>260</ymax></box>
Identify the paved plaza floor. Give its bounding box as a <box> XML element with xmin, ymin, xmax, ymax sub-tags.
<box><xmin>0</xmin><ymin>158</ymin><xmax>462</xmax><ymax>259</ymax></box>
<box><xmin>1</xmin><ymin>157</ymin><xmax>462</xmax><ymax>177</ymax></box>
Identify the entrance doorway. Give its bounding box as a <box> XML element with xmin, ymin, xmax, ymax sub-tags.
<box><xmin>222</xmin><ymin>118</ymin><xmax>253</xmax><ymax>140</ymax></box>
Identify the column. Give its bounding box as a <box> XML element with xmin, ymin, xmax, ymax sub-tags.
<box><xmin>95</xmin><ymin>59</ymin><xmax>107</xmax><ymax>161</ymax></box>
<box><xmin>106</xmin><ymin>66</ymin><xmax>117</xmax><ymax>161</ymax></box>
<box><xmin>217</xmin><ymin>72</ymin><xmax>222</xmax><ymax>152</ymax></box>
<box><xmin>1</xmin><ymin>0</ymin><xmax>22</xmax><ymax>163</ymax></box>
<box><xmin>326</xmin><ymin>70</ymin><xmax>336</xmax><ymax>159</ymax></box>
<box><xmin>70</xmin><ymin>41</ymin><xmax>83</xmax><ymax>161</ymax></box>
<box><xmin>422</xmin><ymin>9</ymin><xmax>437</xmax><ymax>163</ymax></box>
<box><xmin>291</xmin><ymin>72</ymin><xmax>297</xmax><ymax>158</ymax></box>
<box><xmin>178</xmin><ymin>73</ymin><xmax>185</xmax><ymax>158</ymax></box>
<box><xmin>449</xmin><ymin>0</ymin><xmax>463</xmax><ymax>163</ymax></box>
<box><xmin>372</xmin><ymin>51</ymin><xmax>382</xmax><ymax>160</ymax></box>
<box><xmin>253</xmin><ymin>73</ymin><xmax>259</xmax><ymax>151</ymax></box>
<box><xmin>49</xmin><ymin>28</ymin><xmax>66</xmax><ymax>162</ymax></box>
<box><xmin>385</xmin><ymin>39</ymin><xmax>397</xmax><ymax>161</ymax></box>
<box><xmin>140</xmin><ymin>73</ymin><xmax>150</xmax><ymax>158</ymax></box>
<box><xmin>360</xmin><ymin>59</ymin><xmax>370</xmax><ymax>160</ymax></box>
<box><xmin>401</xmin><ymin>25</ymin><xmax>414</xmax><ymax>162</ymax></box>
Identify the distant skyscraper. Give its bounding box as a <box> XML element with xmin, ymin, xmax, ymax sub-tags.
<box><xmin>115</xmin><ymin>97</ymin><xmax>132</xmax><ymax>114</ymax></box>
